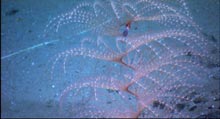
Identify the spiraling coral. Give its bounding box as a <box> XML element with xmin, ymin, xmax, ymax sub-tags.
<box><xmin>45</xmin><ymin>0</ymin><xmax>219</xmax><ymax>118</ymax></box>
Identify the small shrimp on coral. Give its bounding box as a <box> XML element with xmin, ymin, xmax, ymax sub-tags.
<box><xmin>122</xmin><ymin>20</ymin><xmax>132</xmax><ymax>37</ymax></box>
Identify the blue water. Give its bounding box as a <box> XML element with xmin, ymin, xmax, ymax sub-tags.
<box><xmin>1</xmin><ymin>0</ymin><xmax>220</xmax><ymax>118</ymax></box>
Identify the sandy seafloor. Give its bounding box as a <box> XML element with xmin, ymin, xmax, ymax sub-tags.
<box><xmin>1</xmin><ymin>0</ymin><xmax>220</xmax><ymax>118</ymax></box>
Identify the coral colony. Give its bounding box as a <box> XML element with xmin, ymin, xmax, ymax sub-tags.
<box><xmin>44</xmin><ymin>0</ymin><xmax>219</xmax><ymax>118</ymax></box>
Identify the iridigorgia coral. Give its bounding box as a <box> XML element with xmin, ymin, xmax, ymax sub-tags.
<box><xmin>44</xmin><ymin>0</ymin><xmax>219</xmax><ymax>118</ymax></box>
